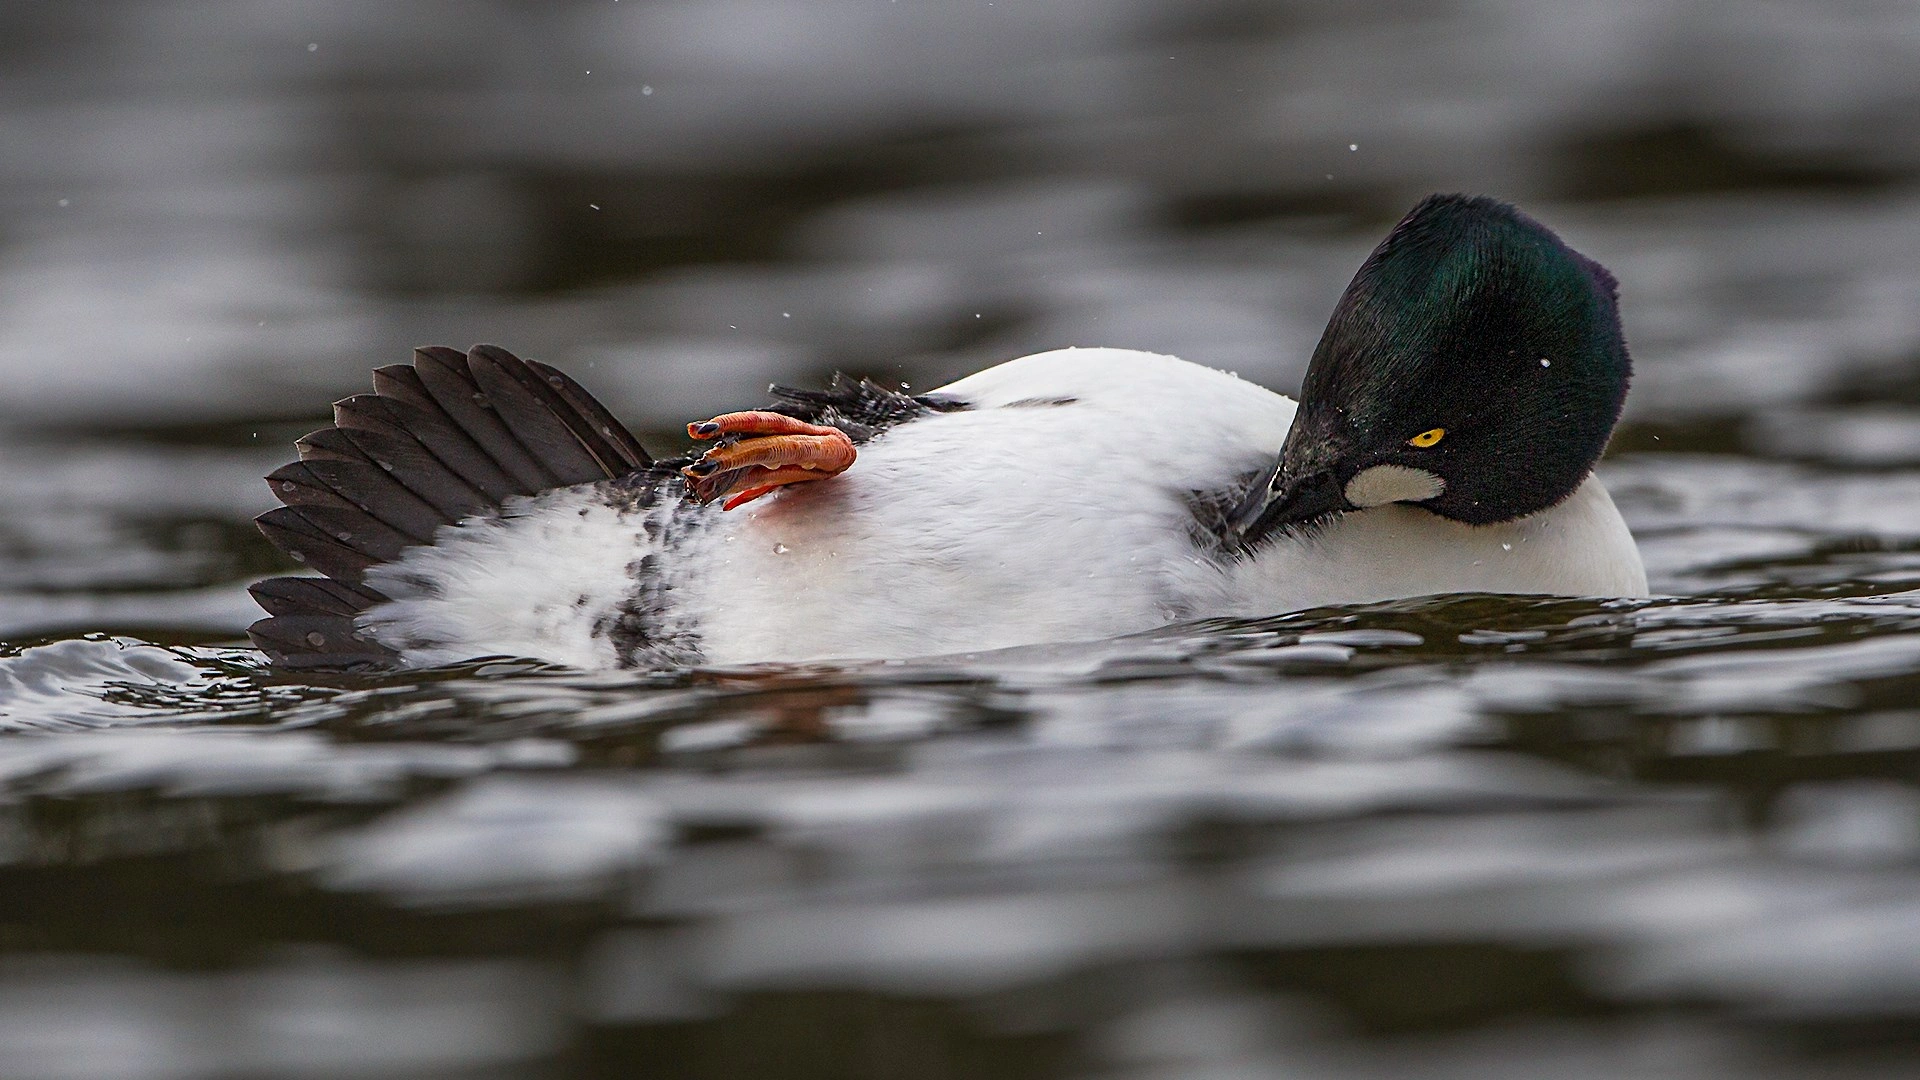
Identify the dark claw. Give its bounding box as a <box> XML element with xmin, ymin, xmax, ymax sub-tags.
<box><xmin>684</xmin><ymin>464</ymin><xmax>753</xmax><ymax>506</ymax></box>
<box><xmin>684</xmin><ymin>457</ymin><xmax>720</xmax><ymax>477</ymax></box>
<box><xmin>690</xmin><ymin>421</ymin><xmax>721</xmax><ymax>437</ymax></box>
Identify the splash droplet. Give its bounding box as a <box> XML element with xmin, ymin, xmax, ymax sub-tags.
<box><xmin>772</xmin><ymin>543</ymin><xmax>789</xmax><ymax>554</ymax></box>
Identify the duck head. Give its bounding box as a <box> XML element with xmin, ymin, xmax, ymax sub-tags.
<box><xmin>1233</xmin><ymin>193</ymin><xmax>1631</xmax><ymax>545</ymax></box>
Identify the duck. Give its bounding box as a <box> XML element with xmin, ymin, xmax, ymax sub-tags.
<box><xmin>247</xmin><ymin>193</ymin><xmax>1647</xmax><ymax>670</ymax></box>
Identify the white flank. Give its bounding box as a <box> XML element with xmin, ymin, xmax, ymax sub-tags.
<box><xmin>360</xmin><ymin>487</ymin><xmax>672</xmax><ymax>669</ymax></box>
<box><xmin>679</xmin><ymin>349</ymin><xmax>1292</xmax><ymax>664</ymax></box>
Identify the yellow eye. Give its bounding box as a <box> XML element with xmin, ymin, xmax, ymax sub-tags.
<box><xmin>1408</xmin><ymin>427</ymin><xmax>1446</xmax><ymax>448</ymax></box>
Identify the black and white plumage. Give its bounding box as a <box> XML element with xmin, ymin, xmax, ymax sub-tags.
<box><xmin>250</xmin><ymin>195</ymin><xmax>1650</xmax><ymax>671</ymax></box>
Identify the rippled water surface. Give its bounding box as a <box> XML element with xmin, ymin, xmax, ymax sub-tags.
<box><xmin>8</xmin><ymin>2</ymin><xmax>1920</xmax><ymax>1077</ymax></box>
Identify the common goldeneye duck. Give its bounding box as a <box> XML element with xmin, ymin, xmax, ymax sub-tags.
<box><xmin>249</xmin><ymin>193</ymin><xmax>1647</xmax><ymax>669</ymax></box>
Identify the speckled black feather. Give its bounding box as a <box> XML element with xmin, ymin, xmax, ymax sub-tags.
<box><xmin>766</xmin><ymin>374</ymin><xmax>967</xmax><ymax>443</ymax></box>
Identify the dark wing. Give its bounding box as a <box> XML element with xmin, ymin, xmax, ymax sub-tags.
<box><xmin>766</xmin><ymin>375</ymin><xmax>967</xmax><ymax>443</ymax></box>
<box><xmin>248</xmin><ymin>344</ymin><xmax>656</xmax><ymax>668</ymax></box>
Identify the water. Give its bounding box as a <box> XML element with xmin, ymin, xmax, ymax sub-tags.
<box><xmin>6</xmin><ymin>1</ymin><xmax>1920</xmax><ymax>1077</ymax></box>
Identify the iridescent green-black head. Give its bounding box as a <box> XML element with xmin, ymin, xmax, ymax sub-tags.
<box><xmin>1235</xmin><ymin>193</ymin><xmax>1631</xmax><ymax>541</ymax></box>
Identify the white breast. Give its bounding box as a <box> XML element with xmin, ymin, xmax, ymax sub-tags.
<box><xmin>1190</xmin><ymin>476</ymin><xmax>1647</xmax><ymax>618</ymax></box>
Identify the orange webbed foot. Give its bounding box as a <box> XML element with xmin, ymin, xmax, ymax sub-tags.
<box><xmin>681</xmin><ymin>411</ymin><xmax>856</xmax><ymax>510</ymax></box>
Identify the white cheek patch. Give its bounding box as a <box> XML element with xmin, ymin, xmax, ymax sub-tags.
<box><xmin>1344</xmin><ymin>464</ymin><xmax>1446</xmax><ymax>508</ymax></box>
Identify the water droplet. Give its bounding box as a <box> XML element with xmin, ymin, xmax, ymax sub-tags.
<box><xmin>307</xmin><ymin>42</ymin><xmax>318</xmax><ymax>52</ymax></box>
<box><xmin>773</xmin><ymin>543</ymin><xmax>789</xmax><ymax>554</ymax></box>
<box><xmin>305</xmin><ymin>632</ymin><xmax>326</xmax><ymax>647</ymax></box>
<box><xmin>1348</xmin><ymin>143</ymin><xmax>1358</xmax><ymax>151</ymax></box>
<box><xmin>56</xmin><ymin>198</ymin><xmax>68</xmax><ymax>208</ymax></box>
<box><xmin>1501</xmin><ymin>542</ymin><xmax>1512</xmax><ymax>551</ymax></box>
<box><xmin>1540</xmin><ymin>358</ymin><xmax>1551</xmax><ymax>368</ymax></box>
<box><xmin>641</xmin><ymin>84</ymin><xmax>654</xmax><ymax>96</ymax></box>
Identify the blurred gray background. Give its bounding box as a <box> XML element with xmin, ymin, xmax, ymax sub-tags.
<box><xmin>5</xmin><ymin>0</ymin><xmax>1919</xmax><ymax>433</ymax></box>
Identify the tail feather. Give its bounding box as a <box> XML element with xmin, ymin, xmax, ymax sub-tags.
<box><xmin>269</xmin><ymin>460</ymin><xmax>444</xmax><ymax>543</ymax></box>
<box><xmin>334</xmin><ymin>393</ymin><xmax>524</xmax><ymax>501</ymax></box>
<box><xmin>299</xmin><ymin>426</ymin><xmax>494</xmax><ymax>523</ymax></box>
<box><xmin>368</xmin><ymin>363</ymin><xmax>446</xmax><ymax>417</ymax></box>
<box><xmin>527</xmin><ymin>359</ymin><xmax>652</xmax><ymax>473</ymax></box>
<box><xmin>255</xmin><ymin>506</ymin><xmax>383</xmax><ymax>583</ymax></box>
<box><xmin>250</xmin><ymin>577</ymin><xmax>385</xmax><ymax>618</ymax></box>
<box><xmin>249</xmin><ymin>344</ymin><xmax>655</xmax><ymax>668</ymax></box>
<box><xmin>247</xmin><ymin>612</ymin><xmax>398</xmax><ymax>668</ymax></box>
<box><xmin>411</xmin><ymin>346</ymin><xmax>556</xmax><ymax>492</ymax></box>
<box><xmin>468</xmin><ymin>344</ymin><xmax>610</xmax><ymax>486</ymax></box>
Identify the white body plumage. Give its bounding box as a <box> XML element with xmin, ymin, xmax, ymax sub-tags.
<box><xmin>359</xmin><ymin>348</ymin><xmax>1646</xmax><ymax>669</ymax></box>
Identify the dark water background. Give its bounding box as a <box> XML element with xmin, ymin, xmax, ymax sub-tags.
<box><xmin>7</xmin><ymin>2</ymin><xmax>1920</xmax><ymax>1077</ymax></box>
